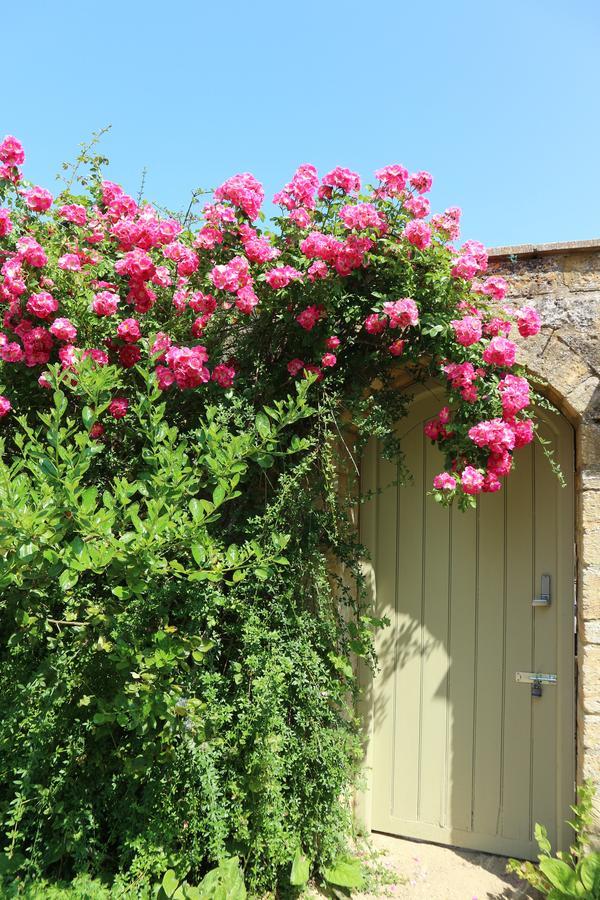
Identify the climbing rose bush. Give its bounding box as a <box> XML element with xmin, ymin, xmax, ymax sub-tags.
<box><xmin>0</xmin><ymin>135</ymin><xmax>547</xmax><ymax>895</ymax></box>
<box><xmin>0</xmin><ymin>134</ymin><xmax>542</xmax><ymax>502</ymax></box>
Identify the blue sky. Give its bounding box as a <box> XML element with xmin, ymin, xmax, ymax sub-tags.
<box><xmin>3</xmin><ymin>0</ymin><xmax>599</xmax><ymax>247</ymax></box>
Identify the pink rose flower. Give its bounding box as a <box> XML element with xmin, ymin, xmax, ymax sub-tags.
<box><xmin>26</xmin><ymin>291</ymin><xmax>58</xmax><ymax>320</ymax></box>
<box><xmin>274</xmin><ymin>164</ymin><xmax>319</xmax><ymax>210</ymax></box>
<box><xmin>90</xmin><ymin>423</ymin><xmax>105</xmax><ymax>439</ymax></box>
<box><xmin>318</xmin><ymin>166</ymin><xmax>361</xmax><ymax>199</ymax></box>
<box><xmin>211</xmin><ymin>363</ymin><xmax>236</xmax><ymax>388</ymax></box>
<box><xmin>17</xmin><ymin>236</ymin><xmax>47</xmax><ymax>267</ymax></box>
<box><xmin>0</xmin><ymin>135</ymin><xmax>25</xmax><ymax>167</ymax></box>
<box><xmin>165</xmin><ymin>345</ymin><xmax>210</xmax><ymax>390</ymax></box>
<box><xmin>0</xmin><ymin>395</ymin><xmax>11</xmax><ymax>417</ymax></box>
<box><xmin>57</xmin><ymin>253</ymin><xmax>82</xmax><ymax>271</ymax></box>
<box><xmin>210</xmin><ymin>256</ymin><xmax>250</xmax><ymax>293</ymax></box>
<box><xmin>404</xmin><ymin>196</ymin><xmax>430</xmax><ymax>218</ymax></box>
<box><xmin>108</xmin><ymin>397</ymin><xmax>129</xmax><ymax>419</ymax></box>
<box><xmin>296</xmin><ymin>305</ymin><xmax>323</xmax><ymax>331</ymax></box>
<box><xmin>150</xmin><ymin>332</ymin><xmax>172</xmax><ymax>360</ymax></box>
<box><xmin>364</xmin><ymin>313</ymin><xmax>386</xmax><ymax>335</ymax></box>
<box><xmin>451</xmin><ymin>255</ymin><xmax>479</xmax><ymax>280</ymax></box>
<box><xmin>498</xmin><ymin>374</ymin><xmax>530</xmax><ymax>416</ymax></box>
<box><xmin>117</xmin><ymin>318</ymin><xmax>141</xmax><ymax>343</ymax></box>
<box><xmin>403</xmin><ymin>219</ymin><xmax>431</xmax><ymax>250</ymax></box>
<box><xmin>510</xmin><ymin>418</ymin><xmax>534</xmax><ymax>448</ymax></box>
<box><xmin>516</xmin><ymin>305</ymin><xmax>541</xmax><ymax>337</ymax></box>
<box><xmin>389</xmin><ymin>339</ymin><xmax>405</xmax><ymax>356</ymax></box>
<box><xmin>0</xmin><ymin>208</ymin><xmax>12</xmax><ymax>237</ymax></box>
<box><xmin>155</xmin><ymin>365</ymin><xmax>175</xmax><ymax>390</ymax></box>
<box><xmin>49</xmin><ymin>318</ymin><xmax>77</xmax><ymax>342</ymax></box>
<box><xmin>1</xmin><ymin>342</ymin><xmax>25</xmax><ymax>363</ymax></box>
<box><xmin>58</xmin><ymin>344</ymin><xmax>78</xmax><ymax>368</ymax></box>
<box><xmin>289</xmin><ymin>207</ymin><xmax>311</xmax><ymax>229</ymax></box>
<box><xmin>214</xmin><ymin>172</ymin><xmax>264</xmax><ymax>220</ymax></box>
<box><xmin>409</xmin><ymin>171</ymin><xmax>433</xmax><ymax>194</ymax></box>
<box><xmin>307</xmin><ymin>260</ymin><xmax>329</xmax><ymax>280</ymax></box>
<box><xmin>480</xmin><ymin>276</ymin><xmax>507</xmax><ymax>301</ymax></box>
<box><xmin>22</xmin><ymin>327</ymin><xmax>53</xmax><ymax>366</ymax></box>
<box><xmin>339</xmin><ymin>203</ymin><xmax>387</xmax><ymax>234</ymax></box>
<box><xmin>461</xmin><ymin>466</ymin><xmax>485</xmax><ymax>495</ymax></box>
<box><xmin>482</xmin><ymin>336</ymin><xmax>517</xmax><ymax>368</ymax></box>
<box><xmin>83</xmin><ymin>348</ymin><xmax>109</xmax><ymax>366</ymax></box>
<box><xmin>469</xmin><ymin>418</ymin><xmax>516</xmax><ymax>453</ymax></box>
<box><xmin>321</xmin><ymin>352</ymin><xmax>337</xmax><ymax>367</ymax></box>
<box><xmin>243</xmin><ymin>235</ymin><xmax>280</xmax><ymax>264</ymax></box>
<box><xmin>118</xmin><ymin>345</ymin><xmax>142</xmax><ymax>368</ymax></box>
<box><xmin>287</xmin><ymin>358</ymin><xmax>305</xmax><ymax>376</ymax></box>
<box><xmin>375</xmin><ymin>164</ymin><xmax>408</xmax><ymax>197</ymax></box>
<box><xmin>59</xmin><ymin>204</ymin><xmax>87</xmax><ymax>226</ymax></box>
<box><xmin>235</xmin><ymin>284</ymin><xmax>259</xmax><ymax>314</ymax></box>
<box><xmin>92</xmin><ymin>290</ymin><xmax>120</xmax><ymax>316</ymax></box>
<box><xmin>433</xmin><ymin>472</ymin><xmax>456</xmax><ymax>492</ymax></box>
<box><xmin>383</xmin><ymin>298</ymin><xmax>419</xmax><ymax>329</ymax></box>
<box><xmin>23</xmin><ymin>186</ymin><xmax>53</xmax><ymax>212</ymax></box>
<box><xmin>325</xmin><ymin>336</ymin><xmax>340</xmax><ymax>350</ymax></box>
<box><xmin>451</xmin><ymin>315</ymin><xmax>482</xmax><ymax>346</ymax></box>
<box><xmin>265</xmin><ymin>265</ymin><xmax>303</xmax><ymax>289</ymax></box>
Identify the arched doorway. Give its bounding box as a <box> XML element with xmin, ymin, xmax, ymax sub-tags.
<box><xmin>360</xmin><ymin>385</ymin><xmax>575</xmax><ymax>859</ymax></box>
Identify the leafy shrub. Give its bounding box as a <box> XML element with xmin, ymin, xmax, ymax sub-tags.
<box><xmin>508</xmin><ymin>783</ymin><xmax>600</xmax><ymax>898</ymax></box>
<box><xmin>0</xmin><ymin>134</ymin><xmax>547</xmax><ymax>894</ymax></box>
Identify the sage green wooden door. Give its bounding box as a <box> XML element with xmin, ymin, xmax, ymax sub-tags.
<box><xmin>361</xmin><ymin>387</ymin><xmax>575</xmax><ymax>859</ymax></box>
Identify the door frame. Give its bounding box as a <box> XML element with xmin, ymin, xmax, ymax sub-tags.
<box><xmin>355</xmin><ymin>382</ymin><xmax>576</xmax><ymax>858</ymax></box>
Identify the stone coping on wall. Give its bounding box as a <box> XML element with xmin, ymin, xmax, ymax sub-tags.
<box><xmin>488</xmin><ymin>238</ymin><xmax>600</xmax><ymax>260</ymax></box>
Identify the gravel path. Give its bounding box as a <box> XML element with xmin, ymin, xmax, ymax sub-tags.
<box><xmin>360</xmin><ymin>833</ymin><xmax>542</xmax><ymax>900</ymax></box>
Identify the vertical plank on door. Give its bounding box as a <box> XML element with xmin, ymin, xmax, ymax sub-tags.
<box><xmin>502</xmin><ymin>440</ymin><xmax>534</xmax><ymax>842</ymax></box>
<box><xmin>472</xmin><ymin>488</ymin><xmax>506</xmax><ymax>837</ymax></box>
<box><xmin>532</xmin><ymin>422</ymin><xmax>559</xmax><ymax>848</ymax></box>
<box><xmin>371</xmin><ymin>447</ymin><xmax>400</xmax><ymax>824</ymax></box>
<box><xmin>391</xmin><ymin>424</ymin><xmax>425</xmax><ymax>822</ymax></box>
<box><xmin>418</xmin><ymin>435</ymin><xmax>451</xmax><ymax>825</ymax></box>
<box><xmin>447</xmin><ymin>499</ymin><xmax>477</xmax><ymax>832</ymax></box>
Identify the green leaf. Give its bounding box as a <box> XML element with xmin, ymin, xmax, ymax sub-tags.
<box><xmin>197</xmin><ymin>857</ymin><xmax>246</xmax><ymax>899</ymax></box>
<box><xmin>59</xmin><ymin>569</ymin><xmax>79</xmax><ymax>591</ymax></box>
<box><xmin>256</xmin><ymin>453</ymin><xmax>274</xmax><ymax>469</ymax></box>
<box><xmin>18</xmin><ymin>542</ymin><xmax>38</xmax><ymax>560</ymax></box>
<box><xmin>322</xmin><ymin>857</ymin><xmax>363</xmax><ymax>890</ymax></box>
<box><xmin>82</xmin><ymin>406</ymin><xmax>95</xmax><ymax>430</ymax></box>
<box><xmin>255</xmin><ymin>412</ymin><xmax>271</xmax><ymax>438</ymax></box>
<box><xmin>191</xmin><ymin>544</ymin><xmax>206</xmax><ymax>566</ymax></box>
<box><xmin>162</xmin><ymin>869</ymin><xmax>182</xmax><ymax>897</ymax></box>
<box><xmin>226</xmin><ymin>544</ymin><xmax>239</xmax><ymax>566</ymax></box>
<box><xmin>254</xmin><ymin>567</ymin><xmax>270</xmax><ymax>581</ymax></box>
<box><xmin>539</xmin><ymin>857</ymin><xmax>579</xmax><ymax>894</ymax></box>
<box><xmin>290</xmin><ymin>849</ymin><xmax>310</xmax><ymax>886</ymax></box>
<box><xmin>213</xmin><ymin>484</ymin><xmax>226</xmax><ymax>507</ymax></box>
<box><xmin>579</xmin><ymin>852</ymin><xmax>600</xmax><ymax>892</ymax></box>
<box><xmin>535</xmin><ymin>822</ymin><xmax>552</xmax><ymax>856</ymax></box>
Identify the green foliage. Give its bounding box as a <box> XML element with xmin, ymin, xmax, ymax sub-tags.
<box><xmin>508</xmin><ymin>783</ymin><xmax>600</xmax><ymax>898</ymax></box>
<box><xmin>0</xmin><ymin>361</ymin><xmax>375</xmax><ymax>896</ymax></box>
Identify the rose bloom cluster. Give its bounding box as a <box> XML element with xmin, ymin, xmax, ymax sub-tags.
<box><xmin>0</xmin><ymin>134</ymin><xmax>542</xmax><ymax>501</ymax></box>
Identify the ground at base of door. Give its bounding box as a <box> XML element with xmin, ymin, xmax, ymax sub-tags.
<box><xmin>358</xmin><ymin>832</ymin><xmax>542</xmax><ymax>899</ymax></box>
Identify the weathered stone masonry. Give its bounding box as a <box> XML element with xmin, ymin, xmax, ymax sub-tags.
<box><xmin>489</xmin><ymin>240</ymin><xmax>600</xmax><ymax>834</ymax></box>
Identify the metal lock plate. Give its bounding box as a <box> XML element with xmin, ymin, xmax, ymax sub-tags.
<box><xmin>533</xmin><ymin>574</ymin><xmax>551</xmax><ymax>607</ymax></box>
<box><xmin>515</xmin><ymin>672</ymin><xmax>557</xmax><ymax>685</ymax></box>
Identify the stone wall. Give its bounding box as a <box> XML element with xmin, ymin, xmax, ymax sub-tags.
<box><xmin>488</xmin><ymin>240</ymin><xmax>600</xmax><ymax>833</ymax></box>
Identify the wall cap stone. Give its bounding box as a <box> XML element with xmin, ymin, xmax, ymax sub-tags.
<box><xmin>489</xmin><ymin>239</ymin><xmax>600</xmax><ymax>259</ymax></box>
